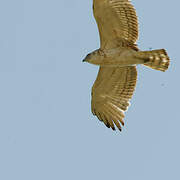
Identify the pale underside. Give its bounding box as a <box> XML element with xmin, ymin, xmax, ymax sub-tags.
<box><xmin>91</xmin><ymin>0</ymin><xmax>139</xmax><ymax>130</ymax></box>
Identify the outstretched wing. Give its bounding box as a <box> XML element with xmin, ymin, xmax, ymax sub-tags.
<box><xmin>91</xmin><ymin>66</ymin><xmax>137</xmax><ymax>131</ymax></box>
<box><xmin>93</xmin><ymin>0</ymin><xmax>138</xmax><ymax>49</ymax></box>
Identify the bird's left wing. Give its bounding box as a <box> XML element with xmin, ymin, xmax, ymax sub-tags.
<box><xmin>93</xmin><ymin>0</ymin><xmax>138</xmax><ymax>49</ymax></box>
<box><xmin>91</xmin><ymin>66</ymin><xmax>137</xmax><ymax>131</ymax></box>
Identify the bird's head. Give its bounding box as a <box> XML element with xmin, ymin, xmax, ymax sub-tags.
<box><xmin>83</xmin><ymin>53</ymin><xmax>92</xmax><ymax>63</ymax></box>
<box><xmin>83</xmin><ymin>50</ymin><xmax>101</xmax><ymax>65</ymax></box>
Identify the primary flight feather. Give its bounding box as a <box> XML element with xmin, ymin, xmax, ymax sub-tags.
<box><xmin>83</xmin><ymin>0</ymin><xmax>170</xmax><ymax>131</ymax></box>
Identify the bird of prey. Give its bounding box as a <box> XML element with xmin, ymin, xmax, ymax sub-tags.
<box><xmin>83</xmin><ymin>0</ymin><xmax>170</xmax><ymax>131</ymax></box>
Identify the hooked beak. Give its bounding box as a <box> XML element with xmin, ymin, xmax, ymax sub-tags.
<box><xmin>82</xmin><ymin>58</ymin><xmax>86</xmax><ymax>62</ymax></box>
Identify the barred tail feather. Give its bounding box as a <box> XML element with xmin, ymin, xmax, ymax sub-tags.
<box><xmin>135</xmin><ymin>49</ymin><xmax>170</xmax><ymax>72</ymax></box>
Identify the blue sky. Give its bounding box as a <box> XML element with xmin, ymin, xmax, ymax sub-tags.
<box><xmin>0</xmin><ymin>0</ymin><xmax>179</xmax><ymax>179</ymax></box>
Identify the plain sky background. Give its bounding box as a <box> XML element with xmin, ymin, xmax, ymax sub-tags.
<box><xmin>0</xmin><ymin>0</ymin><xmax>179</xmax><ymax>179</ymax></box>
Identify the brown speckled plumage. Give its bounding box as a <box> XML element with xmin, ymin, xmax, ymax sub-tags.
<box><xmin>83</xmin><ymin>0</ymin><xmax>170</xmax><ymax>131</ymax></box>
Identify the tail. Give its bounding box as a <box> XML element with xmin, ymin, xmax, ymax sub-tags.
<box><xmin>134</xmin><ymin>49</ymin><xmax>170</xmax><ymax>72</ymax></box>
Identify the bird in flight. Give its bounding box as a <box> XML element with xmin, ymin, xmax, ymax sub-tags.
<box><xmin>83</xmin><ymin>0</ymin><xmax>170</xmax><ymax>131</ymax></box>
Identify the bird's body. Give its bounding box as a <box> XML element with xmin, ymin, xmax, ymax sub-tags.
<box><xmin>83</xmin><ymin>0</ymin><xmax>170</xmax><ymax>131</ymax></box>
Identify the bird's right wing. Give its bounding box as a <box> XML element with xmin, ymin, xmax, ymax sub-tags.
<box><xmin>91</xmin><ymin>66</ymin><xmax>137</xmax><ymax>131</ymax></box>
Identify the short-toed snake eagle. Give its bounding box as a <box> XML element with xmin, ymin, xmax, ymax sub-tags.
<box><xmin>83</xmin><ymin>0</ymin><xmax>170</xmax><ymax>131</ymax></box>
